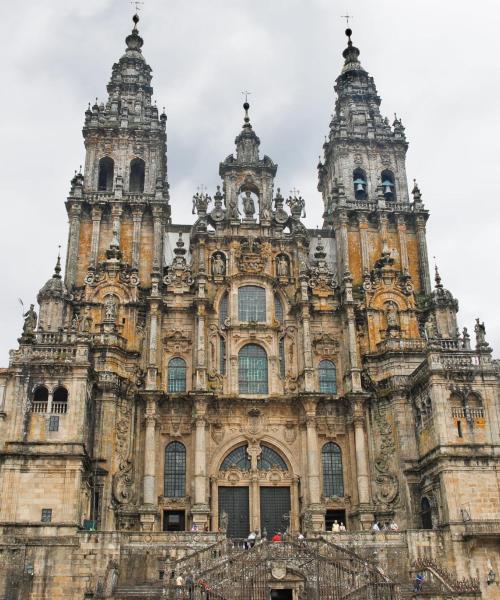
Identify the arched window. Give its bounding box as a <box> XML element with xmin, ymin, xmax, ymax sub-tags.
<box><xmin>353</xmin><ymin>168</ymin><xmax>367</xmax><ymax>200</ymax></box>
<box><xmin>32</xmin><ymin>386</ymin><xmax>48</xmax><ymax>413</ymax></box>
<box><xmin>52</xmin><ymin>387</ymin><xmax>68</xmax><ymax>414</ymax></box>
<box><xmin>97</xmin><ymin>157</ymin><xmax>114</xmax><ymax>191</ymax></box>
<box><xmin>219</xmin><ymin>293</ymin><xmax>228</xmax><ymax>327</ymax></box>
<box><xmin>322</xmin><ymin>442</ymin><xmax>344</xmax><ymax>497</ymax></box>
<box><xmin>220</xmin><ymin>445</ymin><xmax>251</xmax><ymax>471</ymax></box>
<box><xmin>421</xmin><ymin>497</ymin><xmax>433</xmax><ymax>529</ymax></box>
<box><xmin>238</xmin><ymin>344</ymin><xmax>268</xmax><ymax>394</ymax></box>
<box><xmin>219</xmin><ymin>336</ymin><xmax>226</xmax><ymax>375</ymax></box>
<box><xmin>319</xmin><ymin>360</ymin><xmax>337</xmax><ymax>394</ymax></box>
<box><xmin>129</xmin><ymin>158</ymin><xmax>145</xmax><ymax>193</ymax></box>
<box><xmin>168</xmin><ymin>358</ymin><xmax>186</xmax><ymax>393</ymax></box>
<box><xmin>238</xmin><ymin>286</ymin><xmax>266</xmax><ymax>322</ymax></box>
<box><xmin>164</xmin><ymin>442</ymin><xmax>186</xmax><ymax>497</ymax></box>
<box><xmin>274</xmin><ymin>294</ymin><xmax>284</xmax><ymax>323</ymax></box>
<box><xmin>381</xmin><ymin>170</ymin><xmax>396</xmax><ymax>200</ymax></box>
<box><xmin>278</xmin><ymin>337</ymin><xmax>286</xmax><ymax>378</ymax></box>
<box><xmin>258</xmin><ymin>445</ymin><xmax>288</xmax><ymax>471</ymax></box>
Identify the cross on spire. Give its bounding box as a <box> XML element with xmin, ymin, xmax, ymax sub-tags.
<box><xmin>241</xmin><ymin>90</ymin><xmax>251</xmax><ymax>103</ymax></box>
<box><xmin>341</xmin><ymin>13</ymin><xmax>353</xmax><ymax>26</ymax></box>
<box><xmin>290</xmin><ymin>187</ymin><xmax>300</xmax><ymax>197</ymax></box>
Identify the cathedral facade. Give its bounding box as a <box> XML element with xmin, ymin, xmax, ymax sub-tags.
<box><xmin>0</xmin><ymin>16</ymin><xmax>498</xmax><ymax>600</ymax></box>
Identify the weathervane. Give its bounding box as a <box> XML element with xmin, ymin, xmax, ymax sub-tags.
<box><xmin>130</xmin><ymin>0</ymin><xmax>144</xmax><ymax>14</ymax></box>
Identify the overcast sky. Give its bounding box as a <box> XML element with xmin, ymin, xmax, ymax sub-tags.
<box><xmin>1</xmin><ymin>0</ymin><xmax>499</xmax><ymax>364</ymax></box>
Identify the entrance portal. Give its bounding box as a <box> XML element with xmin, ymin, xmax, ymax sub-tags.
<box><xmin>270</xmin><ymin>590</ymin><xmax>293</xmax><ymax>600</ymax></box>
<box><xmin>218</xmin><ymin>486</ymin><xmax>249</xmax><ymax>538</ymax></box>
<box><xmin>260</xmin><ymin>487</ymin><xmax>291</xmax><ymax>538</ymax></box>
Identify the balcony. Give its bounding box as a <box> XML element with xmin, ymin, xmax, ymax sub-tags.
<box><xmin>463</xmin><ymin>519</ymin><xmax>500</xmax><ymax>539</ymax></box>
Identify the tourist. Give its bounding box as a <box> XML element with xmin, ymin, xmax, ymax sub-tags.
<box><xmin>186</xmin><ymin>573</ymin><xmax>194</xmax><ymax>599</ymax></box>
<box><xmin>272</xmin><ymin>531</ymin><xmax>282</xmax><ymax>542</ymax></box>
<box><xmin>246</xmin><ymin>530</ymin><xmax>256</xmax><ymax>549</ymax></box>
<box><xmin>389</xmin><ymin>520</ymin><xmax>399</xmax><ymax>531</ymax></box>
<box><xmin>331</xmin><ymin>520</ymin><xmax>340</xmax><ymax>533</ymax></box>
<box><xmin>413</xmin><ymin>572</ymin><xmax>424</xmax><ymax>593</ymax></box>
<box><xmin>191</xmin><ymin>523</ymin><xmax>199</xmax><ymax>532</ymax></box>
<box><xmin>339</xmin><ymin>522</ymin><xmax>346</xmax><ymax>532</ymax></box>
<box><xmin>176</xmin><ymin>574</ymin><xmax>184</xmax><ymax>597</ymax></box>
<box><xmin>372</xmin><ymin>521</ymin><xmax>380</xmax><ymax>532</ymax></box>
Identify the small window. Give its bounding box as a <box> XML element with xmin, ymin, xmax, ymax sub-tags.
<box><xmin>322</xmin><ymin>442</ymin><xmax>344</xmax><ymax>497</ymax></box>
<box><xmin>164</xmin><ymin>442</ymin><xmax>186</xmax><ymax>498</ymax></box>
<box><xmin>48</xmin><ymin>416</ymin><xmax>59</xmax><ymax>432</ymax></box>
<box><xmin>381</xmin><ymin>170</ymin><xmax>396</xmax><ymax>200</ymax></box>
<box><xmin>97</xmin><ymin>157</ymin><xmax>114</xmax><ymax>191</ymax></box>
<box><xmin>238</xmin><ymin>344</ymin><xmax>268</xmax><ymax>394</ymax></box>
<box><xmin>279</xmin><ymin>338</ymin><xmax>286</xmax><ymax>378</ymax></box>
<box><xmin>457</xmin><ymin>420</ymin><xmax>463</xmax><ymax>438</ymax></box>
<box><xmin>274</xmin><ymin>295</ymin><xmax>284</xmax><ymax>323</ymax></box>
<box><xmin>129</xmin><ymin>158</ymin><xmax>145</xmax><ymax>193</ymax></box>
<box><xmin>52</xmin><ymin>387</ymin><xmax>68</xmax><ymax>414</ymax></box>
<box><xmin>41</xmin><ymin>508</ymin><xmax>52</xmax><ymax>523</ymax></box>
<box><xmin>421</xmin><ymin>497</ymin><xmax>433</xmax><ymax>529</ymax></box>
<box><xmin>32</xmin><ymin>386</ymin><xmax>48</xmax><ymax>413</ymax></box>
<box><xmin>238</xmin><ymin>286</ymin><xmax>266</xmax><ymax>322</ymax></box>
<box><xmin>168</xmin><ymin>358</ymin><xmax>187</xmax><ymax>393</ymax></box>
<box><xmin>319</xmin><ymin>360</ymin><xmax>337</xmax><ymax>394</ymax></box>
<box><xmin>219</xmin><ymin>337</ymin><xmax>226</xmax><ymax>375</ymax></box>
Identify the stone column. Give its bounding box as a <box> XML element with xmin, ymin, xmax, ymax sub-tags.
<box><xmin>299</xmin><ymin>274</ymin><xmax>314</xmax><ymax>392</ymax></box>
<box><xmin>146</xmin><ymin>300</ymin><xmax>160</xmax><ymax>390</ymax></box>
<box><xmin>152</xmin><ymin>206</ymin><xmax>164</xmax><ymax>273</ymax></box>
<box><xmin>250</xmin><ymin>472</ymin><xmax>260</xmax><ymax>532</ymax></box>
<box><xmin>302</xmin><ymin>399</ymin><xmax>324</xmax><ymax>531</ymax></box>
<box><xmin>416</xmin><ymin>215</ymin><xmax>432</xmax><ymax>295</ymax></box>
<box><xmin>192</xmin><ymin>398</ymin><xmax>210</xmax><ymax>528</ymax></box>
<box><xmin>65</xmin><ymin>202</ymin><xmax>82</xmax><ymax>288</ymax></box>
<box><xmin>396</xmin><ymin>214</ymin><xmax>409</xmax><ymax>274</ymax></box>
<box><xmin>143</xmin><ymin>398</ymin><xmax>157</xmax><ymax>506</ymax></box>
<box><xmin>358</xmin><ymin>213</ymin><xmax>370</xmax><ymax>273</ymax></box>
<box><xmin>343</xmin><ymin>274</ymin><xmax>362</xmax><ymax>393</ymax></box>
<box><xmin>335</xmin><ymin>210</ymin><xmax>349</xmax><ymax>276</ymax></box>
<box><xmin>131</xmin><ymin>205</ymin><xmax>144</xmax><ymax>271</ymax></box>
<box><xmin>89</xmin><ymin>205</ymin><xmax>103</xmax><ymax>267</ymax></box>
<box><xmin>353</xmin><ymin>400</ymin><xmax>370</xmax><ymax>507</ymax></box>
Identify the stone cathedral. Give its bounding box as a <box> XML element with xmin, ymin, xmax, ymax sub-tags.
<box><xmin>0</xmin><ymin>16</ymin><xmax>498</xmax><ymax>600</ymax></box>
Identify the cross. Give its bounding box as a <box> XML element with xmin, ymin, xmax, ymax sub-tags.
<box><xmin>290</xmin><ymin>187</ymin><xmax>300</xmax><ymax>197</ymax></box>
<box><xmin>197</xmin><ymin>184</ymin><xmax>207</xmax><ymax>195</ymax></box>
<box><xmin>241</xmin><ymin>90</ymin><xmax>251</xmax><ymax>103</ymax></box>
<box><xmin>130</xmin><ymin>0</ymin><xmax>144</xmax><ymax>13</ymax></box>
<box><xmin>341</xmin><ymin>13</ymin><xmax>353</xmax><ymax>26</ymax></box>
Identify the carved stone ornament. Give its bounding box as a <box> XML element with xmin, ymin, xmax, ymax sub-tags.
<box><xmin>112</xmin><ymin>398</ymin><xmax>136</xmax><ymax>506</ymax></box>
<box><xmin>163</xmin><ymin>329</ymin><xmax>192</xmax><ymax>353</ymax></box>
<box><xmin>307</xmin><ymin>237</ymin><xmax>338</xmax><ymax>296</ymax></box>
<box><xmin>373</xmin><ymin>401</ymin><xmax>399</xmax><ymax>506</ymax></box>
<box><xmin>271</xmin><ymin>562</ymin><xmax>287</xmax><ymax>580</ymax></box>
<box><xmin>312</xmin><ymin>333</ymin><xmax>339</xmax><ymax>357</ymax></box>
<box><xmin>236</xmin><ymin>237</ymin><xmax>270</xmax><ymax>274</ymax></box>
<box><xmin>163</xmin><ymin>233</ymin><xmax>193</xmax><ymax>291</ymax></box>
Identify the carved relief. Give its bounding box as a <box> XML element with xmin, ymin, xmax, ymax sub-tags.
<box><xmin>112</xmin><ymin>397</ymin><xmax>136</xmax><ymax>506</ymax></box>
<box><xmin>163</xmin><ymin>329</ymin><xmax>192</xmax><ymax>353</ymax></box>
<box><xmin>372</xmin><ymin>400</ymin><xmax>399</xmax><ymax>506</ymax></box>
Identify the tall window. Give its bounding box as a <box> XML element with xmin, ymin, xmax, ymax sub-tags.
<box><xmin>129</xmin><ymin>158</ymin><xmax>145</xmax><ymax>193</ymax></box>
<box><xmin>322</xmin><ymin>442</ymin><xmax>344</xmax><ymax>497</ymax></box>
<box><xmin>168</xmin><ymin>358</ymin><xmax>187</xmax><ymax>393</ymax></box>
<box><xmin>319</xmin><ymin>360</ymin><xmax>337</xmax><ymax>394</ymax></box>
<box><xmin>98</xmin><ymin>157</ymin><xmax>114</xmax><ymax>191</ymax></box>
<box><xmin>219</xmin><ymin>336</ymin><xmax>226</xmax><ymax>375</ymax></box>
<box><xmin>219</xmin><ymin>293</ymin><xmax>228</xmax><ymax>327</ymax></box>
<box><xmin>279</xmin><ymin>338</ymin><xmax>286</xmax><ymax>378</ymax></box>
<box><xmin>238</xmin><ymin>344</ymin><xmax>268</xmax><ymax>394</ymax></box>
<box><xmin>421</xmin><ymin>497</ymin><xmax>433</xmax><ymax>529</ymax></box>
<box><xmin>238</xmin><ymin>286</ymin><xmax>266</xmax><ymax>322</ymax></box>
<box><xmin>274</xmin><ymin>294</ymin><xmax>284</xmax><ymax>323</ymax></box>
<box><xmin>164</xmin><ymin>442</ymin><xmax>186</xmax><ymax>497</ymax></box>
<box><xmin>220</xmin><ymin>445</ymin><xmax>251</xmax><ymax>471</ymax></box>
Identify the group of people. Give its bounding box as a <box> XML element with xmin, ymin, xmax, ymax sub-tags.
<box><xmin>330</xmin><ymin>520</ymin><xmax>347</xmax><ymax>532</ymax></box>
<box><xmin>371</xmin><ymin>520</ymin><xmax>399</xmax><ymax>532</ymax></box>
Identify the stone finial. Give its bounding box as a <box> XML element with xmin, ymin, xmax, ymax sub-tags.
<box><xmin>434</xmin><ymin>264</ymin><xmax>443</xmax><ymax>289</ymax></box>
<box><xmin>126</xmin><ymin>14</ymin><xmax>144</xmax><ymax>53</ymax></box>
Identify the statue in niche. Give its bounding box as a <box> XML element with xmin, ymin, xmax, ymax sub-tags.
<box><xmin>385</xmin><ymin>301</ymin><xmax>400</xmax><ymax>330</ymax></box>
<box><xmin>277</xmin><ymin>254</ymin><xmax>289</xmax><ymax>277</ymax></box>
<box><xmin>104</xmin><ymin>295</ymin><xmax>118</xmax><ymax>322</ymax></box>
<box><xmin>81</xmin><ymin>308</ymin><xmax>92</xmax><ymax>333</ymax></box>
<box><xmin>227</xmin><ymin>195</ymin><xmax>240</xmax><ymax>220</ymax></box>
<box><xmin>242</xmin><ymin>191</ymin><xmax>256</xmax><ymax>219</ymax></box>
<box><xmin>260</xmin><ymin>198</ymin><xmax>272</xmax><ymax>221</ymax></box>
<box><xmin>425</xmin><ymin>314</ymin><xmax>437</xmax><ymax>339</ymax></box>
<box><xmin>212</xmin><ymin>253</ymin><xmax>226</xmax><ymax>277</ymax></box>
<box><xmin>22</xmin><ymin>304</ymin><xmax>37</xmax><ymax>337</ymax></box>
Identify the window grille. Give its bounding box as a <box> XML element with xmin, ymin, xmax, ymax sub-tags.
<box><xmin>238</xmin><ymin>344</ymin><xmax>268</xmax><ymax>394</ymax></box>
<box><xmin>319</xmin><ymin>360</ymin><xmax>337</xmax><ymax>394</ymax></box>
<box><xmin>219</xmin><ymin>293</ymin><xmax>228</xmax><ymax>327</ymax></box>
<box><xmin>258</xmin><ymin>445</ymin><xmax>288</xmax><ymax>471</ymax></box>
<box><xmin>48</xmin><ymin>416</ymin><xmax>59</xmax><ymax>432</ymax></box>
<box><xmin>274</xmin><ymin>295</ymin><xmax>284</xmax><ymax>323</ymax></box>
<box><xmin>322</xmin><ymin>442</ymin><xmax>344</xmax><ymax>497</ymax></box>
<box><xmin>279</xmin><ymin>338</ymin><xmax>286</xmax><ymax>378</ymax></box>
<box><xmin>220</xmin><ymin>445</ymin><xmax>251</xmax><ymax>471</ymax></box>
<box><xmin>168</xmin><ymin>358</ymin><xmax>187</xmax><ymax>393</ymax></box>
<box><xmin>238</xmin><ymin>286</ymin><xmax>266</xmax><ymax>322</ymax></box>
<box><xmin>41</xmin><ymin>508</ymin><xmax>52</xmax><ymax>523</ymax></box>
<box><xmin>219</xmin><ymin>337</ymin><xmax>226</xmax><ymax>375</ymax></box>
<box><xmin>164</xmin><ymin>442</ymin><xmax>186</xmax><ymax>498</ymax></box>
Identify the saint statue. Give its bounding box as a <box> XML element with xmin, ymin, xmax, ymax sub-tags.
<box><xmin>22</xmin><ymin>304</ymin><xmax>37</xmax><ymax>337</ymax></box>
<box><xmin>227</xmin><ymin>195</ymin><xmax>240</xmax><ymax>220</ymax></box>
<box><xmin>385</xmin><ymin>301</ymin><xmax>399</xmax><ymax>330</ymax></box>
<box><xmin>474</xmin><ymin>318</ymin><xmax>486</xmax><ymax>346</ymax></box>
<box><xmin>212</xmin><ymin>253</ymin><xmax>226</xmax><ymax>277</ymax></box>
<box><xmin>220</xmin><ymin>510</ymin><xmax>229</xmax><ymax>532</ymax></box>
<box><xmin>104</xmin><ymin>296</ymin><xmax>117</xmax><ymax>322</ymax></box>
<box><xmin>277</xmin><ymin>255</ymin><xmax>289</xmax><ymax>277</ymax></box>
<box><xmin>242</xmin><ymin>191</ymin><xmax>255</xmax><ymax>219</ymax></box>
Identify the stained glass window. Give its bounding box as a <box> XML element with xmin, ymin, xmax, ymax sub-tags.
<box><xmin>274</xmin><ymin>295</ymin><xmax>284</xmax><ymax>323</ymax></box>
<box><xmin>319</xmin><ymin>360</ymin><xmax>337</xmax><ymax>394</ymax></box>
<box><xmin>322</xmin><ymin>442</ymin><xmax>344</xmax><ymax>497</ymax></box>
<box><xmin>279</xmin><ymin>338</ymin><xmax>286</xmax><ymax>378</ymax></box>
<box><xmin>220</xmin><ymin>445</ymin><xmax>251</xmax><ymax>471</ymax></box>
<box><xmin>258</xmin><ymin>445</ymin><xmax>288</xmax><ymax>471</ymax></box>
<box><xmin>168</xmin><ymin>357</ymin><xmax>187</xmax><ymax>393</ymax></box>
<box><xmin>219</xmin><ymin>336</ymin><xmax>226</xmax><ymax>375</ymax></box>
<box><xmin>238</xmin><ymin>286</ymin><xmax>266</xmax><ymax>322</ymax></box>
<box><xmin>219</xmin><ymin>293</ymin><xmax>228</xmax><ymax>327</ymax></box>
<box><xmin>239</xmin><ymin>344</ymin><xmax>268</xmax><ymax>394</ymax></box>
<box><xmin>164</xmin><ymin>442</ymin><xmax>186</xmax><ymax>497</ymax></box>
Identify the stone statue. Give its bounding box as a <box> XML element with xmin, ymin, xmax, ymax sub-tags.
<box><xmin>242</xmin><ymin>191</ymin><xmax>255</xmax><ymax>219</ymax></box>
<box><xmin>104</xmin><ymin>296</ymin><xmax>118</xmax><ymax>322</ymax></box>
<box><xmin>212</xmin><ymin>253</ymin><xmax>226</xmax><ymax>277</ymax></box>
<box><xmin>277</xmin><ymin>255</ymin><xmax>289</xmax><ymax>277</ymax></box>
<box><xmin>474</xmin><ymin>318</ymin><xmax>487</xmax><ymax>347</ymax></box>
<box><xmin>22</xmin><ymin>304</ymin><xmax>37</xmax><ymax>337</ymax></box>
<box><xmin>227</xmin><ymin>195</ymin><xmax>240</xmax><ymax>220</ymax></box>
<box><xmin>71</xmin><ymin>313</ymin><xmax>79</xmax><ymax>331</ymax></box>
<box><xmin>425</xmin><ymin>315</ymin><xmax>437</xmax><ymax>339</ymax></box>
<box><xmin>81</xmin><ymin>308</ymin><xmax>92</xmax><ymax>333</ymax></box>
<box><xmin>385</xmin><ymin>301</ymin><xmax>399</xmax><ymax>330</ymax></box>
<box><xmin>220</xmin><ymin>510</ymin><xmax>228</xmax><ymax>532</ymax></box>
<box><xmin>260</xmin><ymin>198</ymin><xmax>271</xmax><ymax>221</ymax></box>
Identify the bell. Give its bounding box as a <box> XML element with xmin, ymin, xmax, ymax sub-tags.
<box><xmin>382</xmin><ymin>179</ymin><xmax>394</xmax><ymax>196</ymax></box>
<box><xmin>353</xmin><ymin>178</ymin><xmax>366</xmax><ymax>192</ymax></box>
